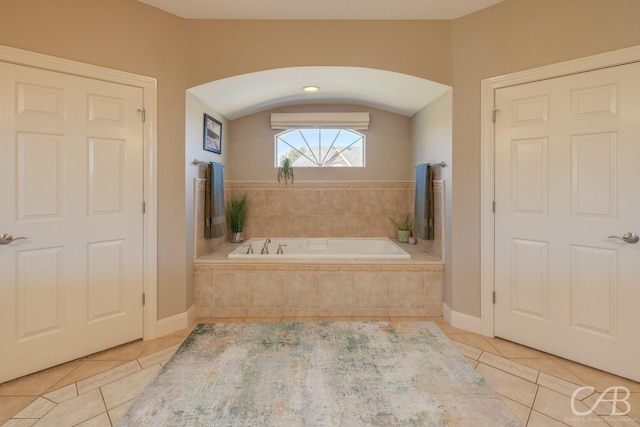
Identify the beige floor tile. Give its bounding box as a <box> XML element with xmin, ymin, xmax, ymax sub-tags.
<box><xmin>75</xmin><ymin>411</ymin><xmax>111</xmax><ymax>427</ymax></box>
<box><xmin>76</xmin><ymin>361</ymin><xmax>141</xmax><ymax>395</ymax></box>
<box><xmin>101</xmin><ymin>364</ymin><xmax>162</xmax><ymax>410</ymax></box>
<box><xmin>515</xmin><ymin>358</ymin><xmax>585</xmax><ymax>385</ymax></box>
<box><xmin>318</xmin><ymin>316</ymin><xmax>356</xmax><ymax>321</ymax></box>
<box><xmin>498</xmin><ymin>395</ymin><xmax>531</xmax><ymax>426</ymax></box>
<box><xmin>1</xmin><ymin>419</ymin><xmax>39</xmax><ymax>427</ymax></box>
<box><xmin>581</xmin><ymin>389</ymin><xmax>639</xmax><ymax>421</ymax></box>
<box><xmin>35</xmin><ymin>389</ymin><xmax>106</xmax><ymax>427</ymax></box>
<box><xmin>193</xmin><ymin>317</ymin><xmax>245</xmax><ymax>324</ymax></box>
<box><xmin>552</xmin><ymin>357</ymin><xmax>640</xmax><ymax>393</ymax></box>
<box><xmin>452</xmin><ymin>340</ymin><xmax>483</xmax><ymax>360</ymax></box>
<box><xmin>475</xmin><ymin>363</ymin><xmax>538</xmax><ymax>407</ymax></box>
<box><xmin>628</xmin><ymin>393</ymin><xmax>640</xmax><ymax>423</ymax></box>
<box><xmin>352</xmin><ymin>316</ymin><xmax>392</xmax><ymax>321</ymax></box>
<box><xmin>464</xmin><ymin>357</ymin><xmax>479</xmax><ymax>368</ymax></box>
<box><xmin>46</xmin><ymin>360</ymin><xmax>129</xmax><ymax>393</ymax></box>
<box><xmin>133</xmin><ymin>335</ymin><xmax>188</xmax><ymax>359</ymax></box>
<box><xmin>108</xmin><ymin>399</ymin><xmax>136</xmax><ymax>425</ymax></box>
<box><xmin>87</xmin><ymin>340</ymin><xmax>146</xmax><ymax>361</ymax></box>
<box><xmin>0</xmin><ymin>396</ymin><xmax>37</xmax><ymax>425</ymax></box>
<box><xmin>601</xmin><ymin>415</ymin><xmax>640</xmax><ymax>427</ymax></box>
<box><xmin>449</xmin><ymin>333</ymin><xmax>501</xmax><ymax>356</ymax></box>
<box><xmin>41</xmin><ymin>383</ymin><xmax>77</xmax><ymax>404</ymax></box>
<box><xmin>11</xmin><ymin>396</ymin><xmax>55</xmax><ymax>419</ymax></box>
<box><xmin>137</xmin><ymin>344</ymin><xmax>180</xmax><ymax>369</ymax></box>
<box><xmin>162</xmin><ymin>326</ymin><xmax>195</xmax><ymax>340</ymax></box>
<box><xmin>389</xmin><ymin>316</ymin><xmax>430</xmax><ymax>321</ymax></box>
<box><xmin>245</xmin><ymin>317</ymin><xmax>283</xmax><ymax>323</ymax></box>
<box><xmin>478</xmin><ymin>352</ymin><xmax>539</xmax><ymax>383</ymax></box>
<box><xmin>490</xmin><ymin>338</ymin><xmax>551</xmax><ymax>359</ymax></box>
<box><xmin>537</xmin><ymin>372</ymin><xmax>592</xmax><ymax>400</ymax></box>
<box><xmin>533</xmin><ymin>386</ymin><xmax>608</xmax><ymax>426</ymax></box>
<box><xmin>281</xmin><ymin>317</ymin><xmax>319</xmax><ymax>322</ymax></box>
<box><xmin>0</xmin><ymin>359</ymin><xmax>84</xmax><ymax>396</ymax></box>
<box><xmin>431</xmin><ymin>318</ymin><xmax>469</xmax><ymax>335</ymax></box>
<box><xmin>527</xmin><ymin>410</ymin><xmax>570</xmax><ymax>426</ymax></box>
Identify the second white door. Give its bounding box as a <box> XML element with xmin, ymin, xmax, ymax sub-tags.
<box><xmin>494</xmin><ymin>62</ymin><xmax>640</xmax><ymax>381</ymax></box>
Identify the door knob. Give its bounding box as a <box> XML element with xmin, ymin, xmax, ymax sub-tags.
<box><xmin>0</xmin><ymin>233</ymin><xmax>28</xmax><ymax>245</ymax></box>
<box><xmin>608</xmin><ymin>232</ymin><xmax>639</xmax><ymax>244</ymax></box>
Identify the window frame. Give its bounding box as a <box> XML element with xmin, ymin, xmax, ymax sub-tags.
<box><xmin>274</xmin><ymin>127</ymin><xmax>366</xmax><ymax>168</ymax></box>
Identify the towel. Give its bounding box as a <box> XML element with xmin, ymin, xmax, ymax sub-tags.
<box><xmin>205</xmin><ymin>162</ymin><xmax>225</xmax><ymax>239</ymax></box>
<box><xmin>413</xmin><ymin>163</ymin><xmax>434</xmax><ymax>240</ymax></box>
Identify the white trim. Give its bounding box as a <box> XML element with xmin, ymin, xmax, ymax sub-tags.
<box><xmin>480</xmin><ymin>45</ymin><xmax>640</xmax><ymax>338</ymax></box>
<box><xmin>156</xmin><ymin>304</ymin><xmax>197</xmax><ymax>337</ymax></box>
<box><xmin>442</xmin><ymin>302</ymin><xmax>482</xmax><ymax>335</ymax></box>
<box><xmin>0</xmin><ymin>45</ymin><xmax>159</xmax><ymax>341</ymax></box>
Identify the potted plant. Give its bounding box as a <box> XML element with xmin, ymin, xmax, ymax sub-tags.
<box><xmin>277</xmin><ymin>157</ymin><xmax>294</xmax><ymax>184</ymax></box>
<box><xmin>226</xmin><ymin>193</ymin><xmax>248</xmax><ymax>243</ymax></box>
<box><xmin>388</xmin><ymin>214</ymin><xmax>413</xmax><ymax>243</ymax></box>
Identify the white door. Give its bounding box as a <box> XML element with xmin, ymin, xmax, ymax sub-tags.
<box><xmin>0</xmin><ymin>62</ymin><xmax>144</xmax><ymax>383</ymax></box>
<box><xmin>494</xmin><ymin>62</ymin><xmax>640</xmax><ymax>381</ymax></box>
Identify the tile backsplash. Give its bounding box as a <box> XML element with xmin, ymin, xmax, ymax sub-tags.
<box><xmin>195</xmin><ymin>180</ymin><xmax>443</xmax><ymax>259</ymax></box>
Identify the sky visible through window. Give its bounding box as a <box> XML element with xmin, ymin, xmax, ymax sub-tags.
<box><xmin>275</xmin><ymin>128</ymin><xmax>365</xmax><ymax>167</ymax></box>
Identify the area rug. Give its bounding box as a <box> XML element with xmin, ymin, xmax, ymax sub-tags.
<box><xmin>117</xmin><ymin>321</ymin><xmax>521</xmax><ymax>426</ymax></box>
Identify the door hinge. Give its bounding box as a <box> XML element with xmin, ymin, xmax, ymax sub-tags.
<box><xmin>138</xmin><ymin>108</ymin><xmax>146</xmax><ymax>122</ymax></box>
<box><xmin>492</xmin><ymin>291</ymin><xmax>496</xmax><ymax>304</ymax></box>
<box><xmin>142</xmin><ymin>293</ymin><xmax>146</xmax><ymax>306</ymax></box>
<box><xmin>142</xmin><ymin>201</ymin><xmax>146</xmax><ymax>214</ymax></box>
<box><xmin>492</xmin><ymin>201</ymin><xmax>496</xmax><ymax>213</ymax></box>
<box><xmin>492</xmin><ymin>108</ymin><xmax>498</xmax><ymax>123</ymax></box>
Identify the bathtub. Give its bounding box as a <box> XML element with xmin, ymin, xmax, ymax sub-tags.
<box><xmin>228</xmin><ymin>237</ymin><xmax>411</xmax><ymax>260</ymax></box>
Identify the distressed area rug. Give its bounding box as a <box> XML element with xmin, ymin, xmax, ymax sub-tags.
<box><xmin>117</xmin><ymin>321</ymin><xmax>521</xmax><ymax>426</ymax></box>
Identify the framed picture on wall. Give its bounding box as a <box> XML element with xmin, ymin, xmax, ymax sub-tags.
<box><xmin>203</xmin><ymin>113</ymin><xmax>222</xmax><ymax>154</ymax></box>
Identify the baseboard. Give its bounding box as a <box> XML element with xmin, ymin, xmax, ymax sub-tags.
<box><xmin>442</xmin><ymin>302</ymin><xmax>483</xmax><ymax>335</ymax></box>
<box><xmin>156</xmin><ymin>304</ymin><xmax>197</xmax><ymax>337</ymax></box>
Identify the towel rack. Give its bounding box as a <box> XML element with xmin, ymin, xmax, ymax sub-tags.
<box><xmin>192</xmin><ymin>159</ymin><xmax>225</xmax><ymax>166</ymax></box>
<box><xmin>415</xmin><ymin>162</ymin><xmax>447</xmax><ymax>168</ymax></box>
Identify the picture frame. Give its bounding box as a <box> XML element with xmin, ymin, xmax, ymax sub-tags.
<box><xmin>203</xmin><ymin>113</ymin><xmax>222</xmax><ymax>154</ymax></box>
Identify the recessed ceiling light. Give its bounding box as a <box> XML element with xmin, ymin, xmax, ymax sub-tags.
<box><xmin>302</xmin><ymin>86</ymin><xmax>320</xmax><ymax>93</ymax></box>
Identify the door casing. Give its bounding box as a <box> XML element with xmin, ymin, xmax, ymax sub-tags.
<box><xmin>480</xmin><ymin>45</ymin><xmax>640</xmax><ymax>337</ymax></box>
<box><xmin>0</xmin><ymin>45</ymin><xmax>159</xmax><ymax>341</ymax></box>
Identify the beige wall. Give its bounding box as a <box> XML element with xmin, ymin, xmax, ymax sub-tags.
<box><xmin>450</xmin><ymin>0</ymin><xmax>640</xmax><ymax>317</ymax></box>
<box><xmin>0</xmin><ymin>0</ymin><xmax>190</xmax><ymax>319</ymax></box>
<box><xmin>185</xmin><ymin>93</ymin><xmax>229</xmax><ymax>307</ymax></box>
<box><xmin>2</xmin><ymin>0</ymin><xmax>640</xmax><ymax>322</ymax></box>
<box><xmin>184</xmin><ymin>20</ymin><xmax>453</xmax><ymax>87</ymax></box>
<box><xmin>228</xmin><ymin>104</ymin><xmax>412</xmax><ymax>182</ymax></box>
<box><xmin>412</xmin><ymin>91</ymin><xmax>452</xmax><ymax>304</ymax></box>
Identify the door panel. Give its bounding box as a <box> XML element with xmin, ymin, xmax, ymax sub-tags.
<box><xmin>494</xmin><ymin>62</ymin><xmax>640</xmax><ymax>381</ymax></box>
<box><xmin>0</xmin><ymin>62</ymin><xmax>144</xmax><ymax>383</ymax></box>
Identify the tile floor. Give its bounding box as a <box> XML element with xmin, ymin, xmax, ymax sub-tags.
<box><xmin>1</xmin><ymin>316</ymin><xmax>638</xmax><ymax>426</ymax></box>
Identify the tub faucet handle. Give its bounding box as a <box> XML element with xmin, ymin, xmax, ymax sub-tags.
<box><xmin>261</xmin><ymin>238</ymin><xmax>271</xmax><ymax>254</ymax></box>
<box><xmin>276</xmin><ymin>244</ymin><xmax>287</xmax><ymax>254</ymax></box>
<box><xmin>244</xmin><ymin>244</ymin><xmax>254</xmax><ymax>254</ymax></box>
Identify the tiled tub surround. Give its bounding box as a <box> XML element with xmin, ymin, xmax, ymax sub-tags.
<box><xmin>194</xmin><ymin>180</ymin><xmax>445</xmax><ymax>260</ymax></box>
<box><xmin>195</xmin><ymin>243</ymin><xmax>443</xmax><ymax>318</ymax></box>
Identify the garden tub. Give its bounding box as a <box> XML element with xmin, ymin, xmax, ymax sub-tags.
<box><xmin>227</xmin><ymin>237</ymin><xmax>411</xmax><ymax>260</ymax></box>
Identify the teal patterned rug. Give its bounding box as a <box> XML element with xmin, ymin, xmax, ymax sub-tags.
<box><xmin>118</xmin><ymin>321</ymin><xmax>521</xmax><ymax>426</ymax></box>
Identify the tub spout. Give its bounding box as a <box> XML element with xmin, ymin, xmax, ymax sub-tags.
<box><xmin>276</xmin><ymin>244</ymin><xmax>287</xmax><ymax>254</ymax></box>
<box><xmin>261</xmin><ymin>238</ymin><xmax>271</xmax><ymax>254</ymax></box>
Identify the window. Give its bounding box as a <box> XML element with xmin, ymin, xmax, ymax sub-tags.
<box><xmin>275</xmin><ymin>128</ymin><xmax>365</xmax><ymax>168</ymax></box>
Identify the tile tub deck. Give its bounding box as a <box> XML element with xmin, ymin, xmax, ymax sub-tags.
<box><xmin>195</xmin><ymin>241</ymin><xmax>444</xmax><ymax>318</ymax></box>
